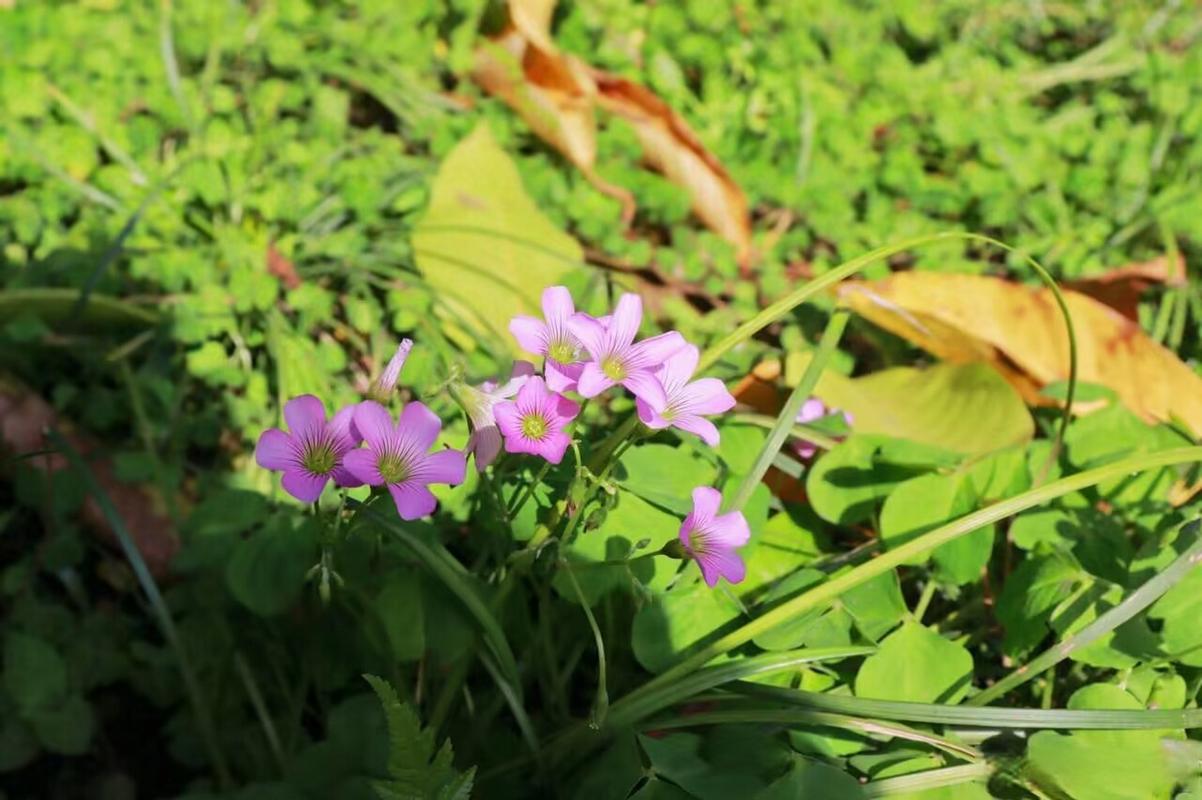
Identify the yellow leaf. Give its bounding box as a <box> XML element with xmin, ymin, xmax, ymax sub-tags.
<box><xmin>837</xmin><ymin>272</ymin><xmax>1202</xmax><ymax>435</ymax></box>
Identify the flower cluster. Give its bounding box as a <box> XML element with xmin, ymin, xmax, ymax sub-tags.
<box><xmin>254</xmin><ymin>340</ymin><xmax>468</xmax><ymax>520</ymax></box>
<box><xmin>254</xmin><ymin>286</ymin><xmax>751</xmax><ymax>587</ymax></box>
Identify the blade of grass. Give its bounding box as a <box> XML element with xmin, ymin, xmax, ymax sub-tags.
<box><xmin>863</xmin><ymin>763</ymin><xmax>993</xmax><ymax>797</ymax></box>
<box><xmin>606</xmin><ymin>647</ymin><xmax>874</xmax><ymax>730</ymax></box>
<box><xmin>561</xmin><ymin>561</ymin><xmax>609</xmax><ymax>729</ymax></box>
<box><xmin>970</xmin><ymin>518</ymin><xmax>1202</xmax><ymax>706</ymax></box>
<box><xmin>728</xmin><ymin>309</ymin><xmax>848</xmax><ymax>513</ymax></box>
<box><xmin>49</xmin><ymin>430</ymin><xmax>231</xmax><ymax>787</ymax></box>
<box><xmin>643</xmin><ymin>707</ymin><xmax>981</xmax><ymax>762</ymax></box>
<box><xmin>731</xmin><ymin>681</ymin><xmax>1202</xmax><ymax>729</ymax></box>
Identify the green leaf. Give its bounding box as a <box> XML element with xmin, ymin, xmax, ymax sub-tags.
<box><xmin>0</xmin><ymin>714</ymin><xmax>38</xmax><ymax>772</ymax></box>
<box><xmin>808</xmin><ymin>360</ymin><xmax>1033</xmax><ymax>456</ymax></box>
<box><xmin>375</xmin><ymin>569</ymin><xmax>426</xmax><ymax>663</ymax></box>
<box><xmin>880</xmin><ymin>472</ymin><xmax>993</xmax><ymax>585</ymax></box>
<box><xmin>756</xmin><ymin>758</ymin><xmax>865</xmax><ymax>799</ymax></box>
<box><xmin>556</xmin><ymin>490</ymin><xmax>681</xmax><ymax>605</ymax></box>
<box><xmin>412</xmin><ymin>124</ymin><xmax>584</xmax><ymax>352</ymax></box>
<box><xmin>570</xmin><ymin>731</ymin><xmax>645</xmax><ymax>800</ymax></box>
<box><xmin>737</xmin><ymin>505</ymin><xmax>826</xmax><ymax>597</ymax></box>
<box><xmin>225</xmin><ymin>514</ymin><xmax>317</xmax><ymax>617</ymax></box>
<box><xmin>3</xmin><ymin>632</ymin><xmax>68</xmax><ymax>715</ymax></box>
<box><xmin>855</xmin><ymin>622</ymin><xmax>973</xmax><ymax>703</ymax></box>
<box><xmin>29</xmin><ymin>695</ymin><xmax>94</xmax><ymax>756</ymax></box>
<box><xmin>637</xmin><ymin>727</ymin><xmax>792</xmax><ymax>800</ymax></box>
<box><xmin>1149</xmin><ymin>567</ymin><xmax>1202</xmax><ymax>667</ymax></box>
<box><xmin>364</xmin><ymin>675</ymin><xmax>475</xmax><ymax>800</ymax></box>
<box><xmin>996</xmin><ymin>553</ymin><xmax>1082</xmax><ymax>657</ymax></box>
<box><xmin>840</xmin><ymin>570</ymin><xmax>908</xmax><ymax>643</ymax></box>
<box><xmin>1027</xmin><ymin>684</ymin><xmax>1177</xmax><ymax>800</ymax></box>
<box><xmin>806</xmin><ymin>435</ymin><xmax>928</xmax><ymax>525</ymax></box>
<box><xmin>632</xmin><ymin>582</ymin><xmax>742</xmax><ymax>674</ymax></box>
<box><xmin>617</xmin><ymin>444</ymin><xmax>717</xmax><ymax>514</ymax></box>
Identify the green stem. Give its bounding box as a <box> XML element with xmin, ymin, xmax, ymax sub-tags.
<box><xmin>728</xmin><ymin>309</ymin><xmax>849</xmax><ymax>513</ymax></box>
<box><xmin>969</xmin><ymin>519</ymin><xmax>1202</xmax><ymax>706</ymax></box>
<box><xmin>729</xmin><ymin>412</ymin><xmax>840</xmax><ymax>452</ymax></box>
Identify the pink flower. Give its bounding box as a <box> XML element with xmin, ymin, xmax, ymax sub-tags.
<box><xmin>636</xmin><ymin>344</ymin><xmax>735</xmax><ymax>446</ymax></box>
<box><xmin>679</xmin><ymin>487</ymin><xmax>750</xmax><ymax>587</ymax></box>
<box><xmin>255</xmin><ymin>395</ymin><xmax>363</xmax><ymax>502</ymax></box>
<box><xmin>494</xmin><ymin>376</ymin><xmax>581</xmax><ymax>464</ymax></box>
<box><xmin>567</xmin><ymin>293</ymin><xmax>686</xmax><ymax>411</ymax></box>
<box><xmin>344</xmin><ymin>401</ymin><xmax>467</xmax><ymax>520</ymax></box>
<box><xmin>509</xmin><ymin>286</ymin><xmax>586</xmax><ymax>393</ymax></box>
<box><xmin>793</xmin><ymin>398</ymin><xmax>852</xmax><ymax>459</ymax></box>
<box><xmin>452</xmin><ymin>361</ymin><xmax>535</xmax><ymax>471</ymax></box>
<box><xmin>367</xmin><ymin>338</ymin><xmax>413</xmax><ymax>402</ymax></box>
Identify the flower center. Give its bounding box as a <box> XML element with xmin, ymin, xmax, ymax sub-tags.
<box><xmin>521</xmin><ymin>413</ymin><xmax>549</xmax><ymax>441</ymax></box>
<box><xmin>601</xmin><ymin>356</ymin><xmax>627</xmax><ymax>381</ymax></box>
<box><xmin>688</xmin><ymin>527</ymin><xmax>710</xmax><ymax>556</ymax></box>
<box><xmin>302</xmin><ymin>442</ymin><xmax>337</xmax><ymax>475</ymax></box>
<box><xmin>378</xmin><ymin>452</ymin><xmax>411</xmax><ymax>484</ymax></box>
<box><xmin>548</xmin><ymin>340</ymin><xmax>576</xmax><ymax>364</ymax></box>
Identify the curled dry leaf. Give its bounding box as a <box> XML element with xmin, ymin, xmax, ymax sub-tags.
<box><xmin>837</xmin><ymin>271</ymin><xmax>1202</xmax><ymax>435</ymax></box>
<box><xmin>1065</xmin><ymin>254</ymin><xmax>1185</xmax><ymax>321</ymax></box>
<box><xmin>472</xmin><ymin>0</ymin><xmax>752</xmax><ymax>267</ymax></box>
<box><xmin>592</xmin><ymin>70</ymin><xmax>753</xmax><ymax>269</ymax></box>
<box><xmin>0</xmin><ymin>375</ymin><xmax>179</xmax><ymax>576</ymax></box>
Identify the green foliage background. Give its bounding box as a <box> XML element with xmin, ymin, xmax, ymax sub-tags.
<box><xmin>2</xmin><ymin>1</ymin><xmax>1202</xmax><ymax>799</ymax></box>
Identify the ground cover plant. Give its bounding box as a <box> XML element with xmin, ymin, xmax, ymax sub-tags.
<box><xmin>4</xmin><ymin>0</ymin><xmax>1202</xmax><ymax>798</ymax></box>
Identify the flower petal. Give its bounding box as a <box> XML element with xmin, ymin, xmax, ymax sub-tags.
<box><xmin>712</xmin><ymin>510</ymin><xmax>752</xmax><ymax>548</ymax></box>
<box><xmin>344</xmin><ymin>448</ymin><xmax>384</xmax><ymax>486</ymax></box>
<box><xmin>691</xmin><ymin>486</ymin><xmax>723</xmax><ymax>520</ymax></box>
<box><xmin>545</xmin><ymin>360</ymin><xmax>582</xmax><ymax>393</ymax></box>
<box><xmin>331</xmin><ymin>465</ymin><xmax>364</xmax><ymax>488</ymax></box>
<box><xmin>509</xmin><ymin>315</ymin><xmax>548</xmax><ymax>355</ymax></box>
<box><xmin>621</xmin><ymin>370</ymin><xmax>667</xmax><ymax>412</ymax></box>
<box><xmin>659</xmin><ymin>344</ymin><xmax>700</xmax><ymax>390</ymax></box>
<box><xmin>353</xmin><ymin>401</ymin><xmax>395</xmax><ymax>449</ymax></box>
<box><xmin>537</xmin><ymin>432</ymin><xmax>572</xmax><ymax>464</ymax></box>
<box><xmin>420</xmin><ymin>449</ymin><xmax>467</xmax><ymax>486</ymax></box>
<box><xmin>575</xmin><ymin>361</ymin><xmax>615</xmax><ymax>398</ymax></box>
<box><xmin>542</xmin><ymin>285</ymin><xmax>575</xmax><ymax>324</ymax></box>
<box><xmin>255</xmin><ymin>429</ymin><xmax>297</xmax><ymax>471</ymax></box>
<box><xmin>567</xmin><ymin>313</ymin><xmax>608</xmax><ymax>359</ymax></box>
<box><xmin>607</xmin><ymin>293</ymin><xmax>642</xmax><ymax>350</ymax></box>
<box><xmin>389</xmin><ymin>483</ymin><xmax>437</xmax><ymax>520</ymax></box>
<box><xmin>697</xmin><ymin>549</ymin><xmax>746</xmax><ymax>587</ymax></box>
<box><xmin>628</xmin><ymin>331</ymin><xmax>687</xmax><ymax>370</ymax></box>
<box><xmin>636</xmin><ymin>398</ymin><xmax>669</xmax><ymax>430</ymax></box>
<box><xmin>470</xmin><ymin>427</ymin><xmax>503</xmax><ymax>471</ymax></box>
<box><xmin>678</xmin><ymin>378</ymin><xmax>736</xmax><ymax>416</ymax></box>
<box><xmin>493</xmin><ymin>401</ymin><xmax>522</xmax><ymax>440</ymax></box>
<box><xmin>329</xmin><ymin>403</ymin><xmax>362</xmax><ymax>445</ymax></box>
<box><xmin>672</xmin><ymin>414</ymin><xmax>721</xmax><ymax>447</ymax></box>
<box><xmin>553</xmin><ymin>392</ymin><xmax>581</xmax><ymax>423</ymax></box>
<box><xmin>281</xmin><ymin>470</ymin><xmax>327</xmax><ymax>503</ymax></box>
<box><xmin>284</xmin><ymin>394</ymin><xmax>326</xmax><ymax>435</ymax></box>
<box><xmin>398</xmin><ymin>401</ymin><xmax>442</xmax><ymax>451</ymax></box>
<box><xmin>796</xmin><ymin>398</ymin><xmax>828</xmax><ymax>424</ymax></box>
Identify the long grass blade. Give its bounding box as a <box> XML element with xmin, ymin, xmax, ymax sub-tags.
<box><xmin>731</xmin><ymin>682</ymin><xmax>1202</xmax><ymax>729</ymax></box>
